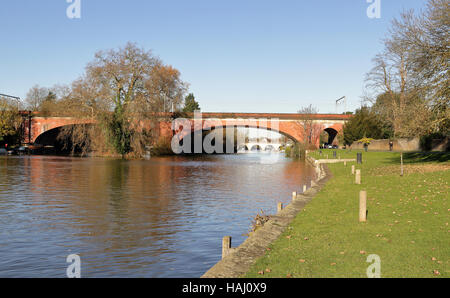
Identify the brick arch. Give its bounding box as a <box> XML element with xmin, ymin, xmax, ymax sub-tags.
<box><xmin>30</xmin><ymin>117</ymin><xmax>96</xmax><ymax>144</ymax></box>
<box><xmin>321</xmin><ymin>123</ymin><xmax>344</xmax><ymax>146</ymax></box>
<box><xmin>173</xmin><ymin>119</ymin><xmax>308</xmax><ymax>144</ymax></box>
<box><xmin>205</xmin><ymin>124</ymin><xmax>302</xmax><ymax>143</ymax></box>
<box><xmin>325</xmin><ymin>123</ymin><xmax>344</xmax><ymax>134</ymax></box>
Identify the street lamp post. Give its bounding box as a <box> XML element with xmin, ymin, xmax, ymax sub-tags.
<box><xmin>335</xmin><ymin>96</ymin><xmax>347</xmax><ymax>114</ymax></box>
<box><xmin>0</xmin><ymin>93</ymin><xmax>21</xmax><ymax>109</ymax></box>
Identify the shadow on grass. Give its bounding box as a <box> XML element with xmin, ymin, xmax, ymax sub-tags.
<box><xmin>389</xmin><ymin>151</ymin><xmax>450</xmax><ymax>164</ymax></box>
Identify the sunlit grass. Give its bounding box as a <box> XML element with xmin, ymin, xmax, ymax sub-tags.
<box><xmin>245</xmin><ymin>150</ymin><xmax>449</xmax><ymax>278</ymax></box>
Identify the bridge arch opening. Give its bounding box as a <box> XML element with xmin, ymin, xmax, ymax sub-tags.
<box><xmin>264</xmin><ymin>145</ymin><xmax>275</xmax><ymax>152</ymax></box>
<box><xmin>323</xmin><ymin>127</ymin><xmax>339</xmax><ymax>146</ymax></box>
<box><xmin>34</xmin><ymin>124</ymin><xmax>94</xmax><ymax>155</ymax></box>
<box><xmin>237</xmin><ymin>144</ymin><xmax>249</xmax><ymax>151</ymax></box>
<box><xmin>250</xmin><ymin>145</ymin><xmax>262</xmax><ymax>151</ymax></box>
<box><xmin>175</xmin><ymin>125</ymin><xmax>296</xmax><ymax>154</ymax></box>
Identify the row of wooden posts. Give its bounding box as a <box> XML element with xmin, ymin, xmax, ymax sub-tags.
<box><xmin>352</xmin><ymin>153</ymin><xmax>403</xmax><ymax>223</ymax></box>
<box><xmin>222</xmin><ymin>154</ymin><xmax>373</xmax><ymax>259</ymax></box>
<box><xmin>222</xmin><ymin>179</ymin><xmax>317</xmax><ymax>259</ymax></box>
<box><xmin>222</xmin><ymin>153</ymin><xmax>407</xmax><ymax>258</ymax></box>
<box><xmin>345</xmin><ymin>152</ymin><xmax>404</xmax><ymax>222</ymax></box>
<box><xmin>353</xmin><ymin>153</ymin><xmax>403</xmax><ymax>224</ymax></box>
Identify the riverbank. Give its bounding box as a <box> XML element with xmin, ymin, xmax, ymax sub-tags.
<box><xmin>245</xmin><ymin>150</ymin><xmax>449</xmax><ymax>278</ymax></box>
<box><xmin>202</xmin><ymin>156</ymin><xmax>330</xmax><ymax>278</ymax></box>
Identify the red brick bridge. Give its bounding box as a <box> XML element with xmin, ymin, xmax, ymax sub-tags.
<box><xmin>20</xmin><ymin>112</ymin><xmax>351</xmax><ymax>148</ymax></box>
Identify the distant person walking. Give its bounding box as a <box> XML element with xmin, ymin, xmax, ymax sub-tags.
<box><xmin>389</xmin><ymin>141</ymin><xmax>394</xmax><ymax>151</ymax></box>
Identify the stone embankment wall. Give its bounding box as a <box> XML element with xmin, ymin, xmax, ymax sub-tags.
<box><xmin>350</xmin><ymin>138</ymin><xmax>449</xmax><ymax>152</ymax></box>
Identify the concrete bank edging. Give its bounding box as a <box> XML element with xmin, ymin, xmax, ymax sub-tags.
<box><xmin>201</xmin><ymin>156</ymin><xmax>332</xmax><ymax>278</ymax></box>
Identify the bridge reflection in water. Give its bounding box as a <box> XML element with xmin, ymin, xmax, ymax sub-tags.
<box><xmin>0</xmin><ymin>154</ymin><xmax>316</xmax><ymax>277</ymax></box>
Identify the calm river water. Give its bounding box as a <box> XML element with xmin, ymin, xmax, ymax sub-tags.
<box><xmin>0</xmin><ymin>153</ymin><xmax>315</xmax><ymax>277</ymax></box>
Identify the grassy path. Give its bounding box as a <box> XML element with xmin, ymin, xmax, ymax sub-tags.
<box><xmin>245</xmin><ymin>150</ymin><xmax>449</xmax><ymax>278</ymax></box>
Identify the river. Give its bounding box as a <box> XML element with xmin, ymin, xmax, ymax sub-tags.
<box><xmin>0</xmin><ymin>153</ymin><xmax>315</xmax><ymax>277</ymax></box>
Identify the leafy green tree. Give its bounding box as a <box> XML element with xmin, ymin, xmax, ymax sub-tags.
<box><xmin>183</xmin><ymin>93</ymin><xmax>200</xmax><ymax>113</ymax></box>
<box><xmin>107</xmin><ymin>110</ymin><xmax>132</xmax><ymax>156</ymax></box>
<box><xmin>0</xmin><ymin>99</ymin><xmax>21</xmax><ymax>143</ymax></box>
<box><xmin>343</xmin><ymin>107</ymin><xmax>386</xmax><ymax>146</ymax></box>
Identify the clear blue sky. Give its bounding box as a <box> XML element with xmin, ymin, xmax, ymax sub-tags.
<box><xmin>0</xmin><ymin>0</ymin><xmax>427</xmax><ymax>113</ymax></box>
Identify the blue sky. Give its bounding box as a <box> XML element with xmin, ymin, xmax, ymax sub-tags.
<box><xmin>0</xmin><ymin>0</ymin><xmax>427</xmax><ymax>113</ymax></box>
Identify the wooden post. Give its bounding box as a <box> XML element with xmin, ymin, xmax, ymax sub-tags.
<box><xmin>277</xmin><ymin>202</ymin><xmax>284</xmax><ymax>213</ymax></box>
<box><xmin>222</xmin><ymin>236</ymin><xmax>232</xmax><ymax>259</ymax></box>
<box><xmin>292</xmin><ymin>192</ymin><xmax>297</xmax><ymax>201</ymax></box>
<box><xmin>352</xmin><ymin>165</ymin><xmax>355</xmax><ymax>175</ymax></box>
<box><xmin>359</xmin><ymin>191</ymin><xmax>367</xmax><ymax>222</ymax></box>
<box><xmin>400</xmin><ymin>153</ymin><xmax>404</xmax><ymax>177</ymax></box>
<box><xmin>355</xmin><ymin>170</ymin><xmax>361</xmax><ymax>185</ymax></box>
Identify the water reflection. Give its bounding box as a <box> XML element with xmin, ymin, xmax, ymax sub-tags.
<box><xmin>0</xmin><ymin>154</ymin><xmax>315</xmax><ymax>277</ymax></box>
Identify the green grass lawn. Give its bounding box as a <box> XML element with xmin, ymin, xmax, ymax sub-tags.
<box><xmin>245</xmin><ymin>150</ymin><xmax>449</xmax><ymax>278</ymax></box>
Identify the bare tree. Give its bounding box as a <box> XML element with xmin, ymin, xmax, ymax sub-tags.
<box><xmin>297</xmin><ymin>105</ymin><xmax>321</xmax><ymax>147</ymax></box>
<box><xmin>25</xmin><ymin>85</ymin><xmax>48</xmax><ymax>111</ymax></box>
<box><xmin>365</xmin><ymin>0</ymin><xmax>449</xmax><ymax>137</ymax></box>
<box><xmin>144</xmin><ymin>64</ymin><xmax>188</xmax><ymax>115</ymax></box>
<box><xmin>56</xmin><ymin>42</ymin><xmax>188</xmax><ymax>157</ymax></box>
